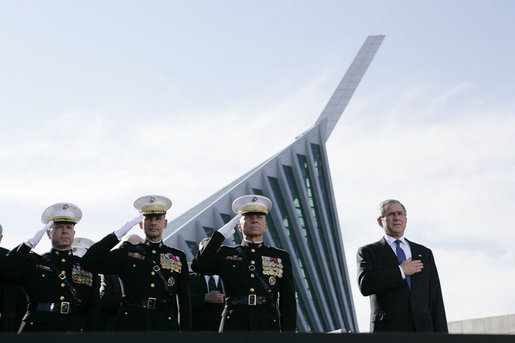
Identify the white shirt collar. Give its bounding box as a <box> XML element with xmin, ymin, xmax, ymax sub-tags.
<box><xmin>204</xmin><ymin>274</ymin><xmax>220</xmax><ymax>285</ymax></box>
<box><xmin>385</xmin><ymin>235</ymin><xmax>407</xmax><ymax>246</ymax></box>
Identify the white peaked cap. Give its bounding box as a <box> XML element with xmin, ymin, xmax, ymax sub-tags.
<box><xmin>232</xmin><ymin>195</ymin><xmax>272</xmax><ymax>215</ymax></box>
<box><xmin>41</xmin><ymin>202</ymin><xmax>82</xmax><ymax>224</ymax></box>
<box><xmin>134</xmin><ymin>195</ymin><xmax>172</xmax><ymax>215</ymax></box>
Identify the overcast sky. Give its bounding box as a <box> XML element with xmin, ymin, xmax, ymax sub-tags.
<box><xmin>1</xmin><ymin>1</ymin><xmax>514</xmax><ymax>332</ymax></box>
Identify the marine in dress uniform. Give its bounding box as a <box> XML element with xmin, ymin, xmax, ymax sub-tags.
<box><xmin>0</xmin><ymin>225</ymin><xmax>26</xmax><ymax>333</ymax></box>
<box><xmin>81</xmin><ymin>195</ymin><xmax>191</xmax><ymax>331</ymax></box>
<box><xmin>0</xmin><ymin>203</ymin><xmax>100</xmax><ymax>333</ymax></box>
<box><xmin>192</xmin><ymin>195</ymin><xmax>297</xmax><ymax>332</ymax></box>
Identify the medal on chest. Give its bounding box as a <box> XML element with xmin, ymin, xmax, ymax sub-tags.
<box><xmin>71</xmin><ymin>265</ymin><xmax>93</xmax><ymax>286</ymax></box>
<box><xmin>160</xmin><ymin>253</ymin><xmax>182</xmax><ymax>273</ymax></box>
<box><xmin>261</xmin><ymin>256</ymin><xmax>283</xmax><ymax>278</ymax></box>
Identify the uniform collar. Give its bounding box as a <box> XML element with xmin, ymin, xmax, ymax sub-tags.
<box><xmin>51</xmin><ymin>248</ymin><xmax>73</xmax><ymax>256</ymax></box>
<box><xmin>241</xmin><ymin>239</ymin><xmax>263</xmax><ymax>248</ymax></box>
<box><xmin>145</xmin><ymin>239</ymin><xmax>163</xmax><ymax>248</ymax></box>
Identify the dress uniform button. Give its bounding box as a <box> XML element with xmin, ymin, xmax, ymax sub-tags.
<box><xmin>133</xmin><ymin>264</ymin><xmax>136</xmax><ymax>267</ymax></box>
<box><xmin>61</xmin><ymin>270</ymin><xmax>66</xmax><ymax>274</ymax></box>
<box><xmin>30</xmin><ymin>322</ymin><xmax>34</xmax><ymax>326</ymax></box>
<box><xmin>60</xmin><ymin>296</ymin><xmax>65</xmax><ymax>301</ymax></box>
<box><xmin>152</xmin><ymin>250</ymin><xmax>156</xmax><ymax>254</ymax></box>
<box><xmin>168</xmin><ymin>317</ymin><xmax>172</xmax><ymax>320</ymax></box>
<box><xmin>42</xmin><ymin>274</ymin><xmax>45</xmax><ymax>278</ymax></box>
<box><xmin>250</xmin><ymin>288</ymin><xmax>255</xmax><ymax>292</ymax></box>
<box><xmin>124</xmin><ymin>312</ymin><xmax>128</xmax><ymax>315</ymax></box>
<box><xmin>61</xmin><ymin>258</ymin><xmax>66</xmax><ymax>263</ymax></box>
<box><xmin>151</xmin><ymin>271</ymin><xmax>155</xmax><ymax>275</ymax></box>
<box><xmin>251</xmin><ymin>274</ymin><xmax>255</xmax><ymax>278</ymax></box>
<box><xmin>61</xmin><ymin>283</ymin><xmax>66</xmax><ymax>287</ymax></box>
<box><xmin>151</xmin><ymin>283</ymin><xmax>155</xmax><ymax>288</ymax></box>
<box><xmin>251</xmin><ymin>261</ymin><xmax>255</xmax><ymax>265</ymax></box>
<box><xmin>251</xmin><ymin>249</ymin><xmax>256</xmax><ymax>253</ymax></box>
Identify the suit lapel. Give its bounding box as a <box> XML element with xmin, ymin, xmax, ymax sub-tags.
<box><xmin>378</xmin><ymin>237</ymin><xmax>399</xmax><ymax>267</ymax></box>
<box><xmin>406</xmin><ymin>239</ymin><xmax>422</xmax><ymax>291</ymax></box>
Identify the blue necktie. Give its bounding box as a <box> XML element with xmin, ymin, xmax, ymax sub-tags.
<box><xmin>395</xmin><ymin>240</ymin><xmax>411</xmax><ymax>289</ymax></box>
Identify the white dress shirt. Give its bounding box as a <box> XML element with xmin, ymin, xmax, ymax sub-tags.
<box><xmin>204</xmin><ymin>274</ymin><xmax>220</xmax><ymax>291</ymax></box>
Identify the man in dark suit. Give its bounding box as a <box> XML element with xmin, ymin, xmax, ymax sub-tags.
<box><xmin>357</xmin><ymin>199</ymin><xmax>447</xmax><ymax>332</ymax></box>
<box><xmin>190</xmin><ymin>238</ymin><xmax>225</xmax><ymax>331</ymax></box>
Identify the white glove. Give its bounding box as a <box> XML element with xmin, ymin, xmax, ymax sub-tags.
<box><xmin>114</xmin><ymin>215</ymin><xmax>144</xmax><ymax>240</ymax></box>
<box><xmin>25</xmin><ymin>221</ymin><xmax>54</xmax><ymax>249</ymax></box>
<box><xmin>217</xmin><ymin>213</ymin><xmax>242</xmax><ymax>239</ymax></box>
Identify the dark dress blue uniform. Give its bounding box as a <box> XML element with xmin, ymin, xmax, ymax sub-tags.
<box><xmin>0</xmin><ymin>247</ymin><xmax>26</xmax><ymax>332</ymax></box>
<box><xmin>192</xmin><ymin>231</ymin><xmax>296</xmax><ymax>332</ymax></box>
<box><xmin>1</xmin><ymin>244</ymin><xmax>100</xmax><ymax>332</ymax></box>
<box><xmin>81</xmin><ymin>233</ymin><xmax>191</xmax><ymax>331</ymax></box>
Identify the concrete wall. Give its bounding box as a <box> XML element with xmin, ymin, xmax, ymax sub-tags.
<box><xmin>448</xmin><ymin>314</ymin><xmax>515</xmax><ymax>334</ymax></box>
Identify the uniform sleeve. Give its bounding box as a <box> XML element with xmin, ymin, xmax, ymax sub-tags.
<box><xmin>356</xmin><ymin>245</ymin><xmax>404</xmax><ymax>296</ymax></box>
<box><xmin>178</xmin><ymin>252</ymin><xmax>192</xmax><ymax>331</ymax></box>
<box><xmin>279</xmin><ymin>253</ymin><xmax>297</xmax><ymax>332</ymax></box>
<box><xmin>191</xmin><ymin>231</ymin><xmax>224</xmax><ymax>275</ymax></box>
<box><xmin>99</xmin><ymin>274</ymin><xmax>123</xmax><ymax>313</ymax></box>
<box><xmin>2</xmin><ymin>244</ymin><xmax>32</xmax><ymax>283</ymax></box>
<box><xmin>85</xmin><ymin>273</ymin><xmax>102</xmax><ymax>331</ymax></box>
<box><xmin>81</xmin><ymin>233</ymin><xmax>122</xmax><ymax>275</ymax></box>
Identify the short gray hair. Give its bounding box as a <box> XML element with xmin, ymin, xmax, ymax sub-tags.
<box><xmin>378</xmin><ymin>199</ymin><xmax>407</xmax><ymax>218</ymax></box>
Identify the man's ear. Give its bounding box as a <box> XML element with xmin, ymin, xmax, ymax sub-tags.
<box><xmin>377</xmin><ymin>217</ymin><xmax>384</xmax><ymax>228</ymax></box>
<box><xmin>164</xmin><ymin>219</ymin><xmax>168</xmax><ymax>229</ymax></box>
<box><xmin>237</xmin><ymin>222</ymin><xmax>243</xmax><ymax>233</ymax></box>
<box><xmin>46</xmin><ymin>230</ymin><xmax>52</xmax><ymax>239</ymax></box>
<box><xmin>139</xmin><ymin>221</ymin><xmax>143</xmax><ymax>229</ymax></box>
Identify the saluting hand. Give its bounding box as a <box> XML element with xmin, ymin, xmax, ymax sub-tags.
<box><xmin>25</xmin><ymin>220</ymin><xmax>54</xmax><ymax>249</ymax></box>
<box><xmin>400</xmin><ymin>258</ymin><xmax>424</xmax><ymax>276</ymax></box>
<box><xmin>114</xmin><ymin>214</ymin><xmax>144</xmax><ymax>240</ymax></box>
<box><xmin>217</xmin><ymin>213</ymin><xmax>242</xmax><ymax>239</ymax></box>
